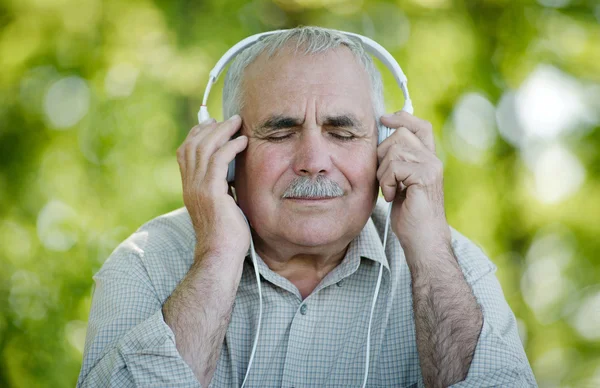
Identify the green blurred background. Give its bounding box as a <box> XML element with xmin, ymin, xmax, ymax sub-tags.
<box><xmin>1</xmin><ymin>0</ymin><xmax>599</xmax><ymax>386</ymax></box>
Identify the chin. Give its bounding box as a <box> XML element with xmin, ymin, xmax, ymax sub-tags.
<box><xmin>288</xmin><ymin>231</ymin><xmax>342</xmax><ymax>248</ymax></box>
<box><xmin>279</xmin><ymin>216</ymin><xmax>354</xmax><ymax>247</ymax></box>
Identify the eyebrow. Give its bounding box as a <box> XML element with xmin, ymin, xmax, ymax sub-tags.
<box><xmin>253</xmin><ymin>113</ymin><xmax>367</xmax><ymax>136</ymax></box>
<box><xmin>254</xmin><ymin>115</ymin><xmax>302</xmax><ymax>136</ymax></box>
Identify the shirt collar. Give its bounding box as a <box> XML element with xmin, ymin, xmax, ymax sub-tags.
<box><xmin>347</xmin><ymin>216</ymin><xmax>390</xmax><ymax>271</ymax></box>
<box><xmin>245</xmin><ymin>216</ymin><xmax>391</xmax><ymax>272</ymax></box>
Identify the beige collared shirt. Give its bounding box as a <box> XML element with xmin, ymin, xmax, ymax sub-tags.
<box><xmin>78</xmin><ymin>199</ymin><xmax>537</xmax><ymax>387</ymax></box>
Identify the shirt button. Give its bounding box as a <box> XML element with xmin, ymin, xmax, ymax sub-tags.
<box><xmin>300</xmin><ymin>304</ymin><xmax>308</xmax><ymax>315</ymax></box>
<box><xmin>337</xmin><ymin>280</ymin><xmax>344</xmax><ymax>287</ymax></box>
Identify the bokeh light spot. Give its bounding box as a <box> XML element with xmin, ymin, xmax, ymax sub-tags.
<box><xmin>36</xmin><ymin>200</ymin><xmax>80</xmax><ymax>252</ymax></box>
<box><xmin>448</xmin><ymin>92</ymin><xmax>497</xmax><ymax>164</ymax></box>
<box><xmin>570</xmin><ymin>289</ymin><xmax>600</xmax><ymax>341</ymax></box>
<box><xmin>533</xmin><ymin>347</ymin><xmax>579</xmax><ymax>386</ymax></box>
<box><xmin>530</xmin><ymin>144</ymin><xmax>585</xmax><ymax>204</ymax></box>
<box><xmin>453</xmin><ymin>93</ymin><xmax>497</xmax><ymax>151</ymax></box>
<box><xmin>9</xmin><ymin>270</ymin><xmax>48</xmax><ymax>322</ymax></box>
<box><xmin>104</xmin><ymin>63</ymin><xmax>139</xmax><ymax>98</ymax></box>
<box><xmin>515</xmin><ymin>65</ymin><xmax>595</xmax><ymax>141</ymax></box>
<box><xmin>44</xmin><ymin>76</ymin><xmax>90</xmax><ymax>129</ymax></box>
<box><xmin>521</xmin><ymin>226</ymin><xmax>575</xmax><ymax>323</ymax></box>
<box><xmin>496</xmin><ymin>91</ymin><xmax>524</xmax><ymax>148</ymax></box>
<box><xmin>65</xmin><ymin>320</ymin><xmax>88</xmax><ymax>355</ymax></box>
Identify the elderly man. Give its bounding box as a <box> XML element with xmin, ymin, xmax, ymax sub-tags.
<box><xmin>78</xmin><ymin>27</ymin><xmax>536</xmax><ymax>387</ymax></box>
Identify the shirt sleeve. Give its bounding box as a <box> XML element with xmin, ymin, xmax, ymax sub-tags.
<box><xmin>76</xmin><ymin>242</ymin><xmax>201</xmax><ymax>388</ymax></box>
<box><xmin>443</xmin><ymin>230</ymin><xmax>538</xmax><ymax>387</ymax></box>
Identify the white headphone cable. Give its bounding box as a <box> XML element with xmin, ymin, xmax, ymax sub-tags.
<box><xmin>240</xmin><ymin>217</ymin><xmax>263</xmax><ymax>388</ymax></box>
<box><xmin>361</xmin><ymin>201</ymin><xmax>392</xmax><ymax>388</ymax></box>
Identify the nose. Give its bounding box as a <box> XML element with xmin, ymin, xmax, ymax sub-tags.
<box><xmin>292</xmin><ymin>130</ymin><xmax>332</xmax><ymax>177</ymax></box>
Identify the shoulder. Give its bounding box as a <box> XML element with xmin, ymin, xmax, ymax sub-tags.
<box><xmin>449</xmin><ymin>227</ymin><xmax>497</xmax><ymax>283</ymax></box>
<box><xmin>106</xmin><ymin>207</ymin><xmax>195</xmax><ymax>261</ymax></box>
<box><xmin>134</xmin><ymin>207</ymin><xmax>197</xmax><ymax>254</ymax></box>
<box><xmin>97</xmin><ymin>207</ymin><xmax>196</xmax><ymax>294</ymax></box>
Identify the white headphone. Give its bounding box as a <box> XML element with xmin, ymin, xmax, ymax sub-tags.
<box><xmin>199</xmin><ymin>29</ymin><xmax>412</xmax><ymax>388</ymax></box>
<box><xmin>198</xmin><ymin>29</ymin><xmax>414</xmax><ymax>183</ymax></box>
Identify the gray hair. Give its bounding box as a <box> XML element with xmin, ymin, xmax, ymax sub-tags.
<box><xmin>222</xmin><ymin>26</ymin><xmax>385</xmax><ymax>132</ymax></box>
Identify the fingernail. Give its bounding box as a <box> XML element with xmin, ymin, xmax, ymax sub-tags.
<box><xmin>381</xmin><ymin>114</ymin><xmax>395</xmax><ymax>119</ymax></box>
<box><xmin>228</xmin><ymin>114</ymin><xmax>240</xmax><ymax>121</ymax></box>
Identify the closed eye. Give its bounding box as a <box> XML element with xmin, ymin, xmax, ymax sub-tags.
<box><xmin>266</xmin><ymin>132</ymin><xmax>294</xmax><ymax>142</ymax></box>
<box><xmin>329</xmin><ymin>132</ymin><xmax>356</xmax><ymax>141</ymax></box>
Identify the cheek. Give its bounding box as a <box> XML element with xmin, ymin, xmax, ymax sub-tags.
<box><xmin>336</xmin><ymin>146</ymin><xmax>378</xmax><ymax>190</ymax></box>
<box><xmin>243</xmin><ymin>143</ymin><xmax>291</xmax><ymax>193</ymax></box>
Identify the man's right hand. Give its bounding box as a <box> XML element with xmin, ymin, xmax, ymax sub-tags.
<box><xmin>165</xmin><ymin>115</ymin><xmax>249</xmax><ymax>386</ymax></box>
<box><xmin>176</xmin><ymin>114</ymin><xmax>250</xmax><ymax>260</ymax></box>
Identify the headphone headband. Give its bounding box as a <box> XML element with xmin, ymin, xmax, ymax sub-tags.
<box><xmin>198</xmin><ymin>29</ymin><xmax>413</xmax><ymax>124</ymax></box>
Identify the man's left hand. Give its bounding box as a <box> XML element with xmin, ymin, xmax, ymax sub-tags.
<box><xmin>377</xmin><ymin>111</ymin><xmax>450</xmax><ymax>248</ymax></box>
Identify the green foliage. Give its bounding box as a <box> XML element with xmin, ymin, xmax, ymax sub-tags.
<box><xmin>0</xmin><ymin>0</ymin><xmax>599</xmax><ymax>386</ymax></box>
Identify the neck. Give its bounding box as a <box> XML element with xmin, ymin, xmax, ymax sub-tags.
<box><xmin>252</xmin><ymin>232</ymin><xmax>351</xmax><ymax>299</ymax></box>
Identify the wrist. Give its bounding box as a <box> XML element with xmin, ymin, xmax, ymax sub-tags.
<box><xmin>193</xmin><ymin>244</ymin><xmax>246</xmax><ymax>278</ymax></box>
<box><xmin>194</xmin><ymin>236</ymin><xmax>248</xmax><ymax>260</ymax></box>
<box><xmin>399</xmin><ymin>222</ymin><xmax>453</xmax><ymax>268</ymax></box>
<box><xmin>397</xmin><ymin>219</ymin><xmax>451</xmax><ymax>250</ymax></box>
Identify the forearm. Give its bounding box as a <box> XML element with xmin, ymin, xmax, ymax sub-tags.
<box><xmin>162</xmin><ymin>245</ymin><xmax>245</xmax><ymax>387</ymax></box>
<box><xmin>404</xmin><ymin>234</ymin><xmax>483</xmax><ymax>388</ymax></box>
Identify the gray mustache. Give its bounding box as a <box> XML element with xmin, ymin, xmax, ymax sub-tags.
<box><xmin>282</xmin><ymin>176</ymin><xmax>344</xmax><ymax>198</ymax></box>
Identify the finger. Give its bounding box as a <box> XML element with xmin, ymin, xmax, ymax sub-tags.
<box><xmin>376</xmin><ymin>143</ymin><xmax>421</xmax><ymax>182</ymax></box>
<box><xmin>378</xmin><ymin>160</ymin><xmax>414</xmax><ymax>202</ymax></box>
<box><xmin>181</xmin><ymin>133</ymin><xmax>210</xmax><ymax>180</ymax></box>
<box><xmin>205</xmin><ymin>136</ymin><xmax>248</xmax><ymax>193</ymax></box>
<box><xmin>178</xmin><ymin>120</ymin><xmax>218</xmax><ymax>171</ymax></box>
<box><xmin>196</xmin><ymin>115</ymin><xmax>243</xmax><ymax>166</ymax></box>
<box><xmin>380</xmin><ymin>111</ymin><xmax>435</xmax><ymax>153</ymax></box>
<box><xmin>187</xmin><ymin>118</ymin><xmax>216</xmax><ymax>141</ymax></box>
<box><xmin>377</xmin><ymin>127</ymin><xmax>425</xmax><ymax>163</ymax></box>
<box><xmin>201</xmin><ymin>115</ymin><xmax>242</xmax><ymax>149</ymax></box>
<box><xmin>180</xmin><ymin>115</ymin><xmax>243</xmax><ymax>178</ymax></box>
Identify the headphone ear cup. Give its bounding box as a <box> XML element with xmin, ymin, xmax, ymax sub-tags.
<box><xmin>378</xmin><ymin>126</ymin><xmax>392</xmax><ymax>145</ymax></box>
<box><xmin>227</xmin><ymin>160</ymin><xmax>236</xmax><ymax>182</ymax></box>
